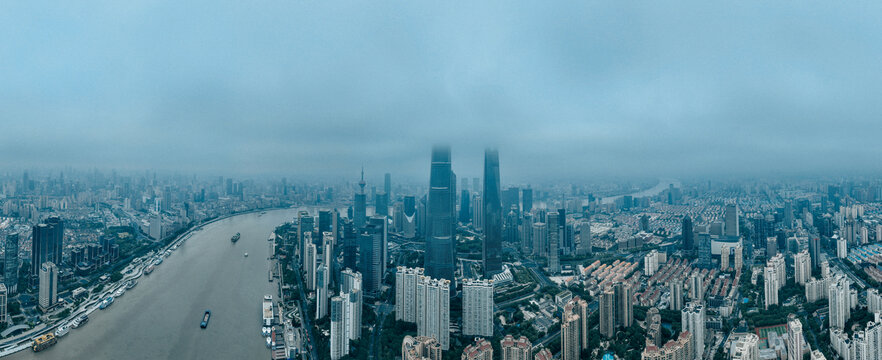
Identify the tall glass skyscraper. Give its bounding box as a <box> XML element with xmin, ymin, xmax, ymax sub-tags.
<box><xmin>483</xmin><ymin>149</ymin><xmax>503</xmax><ymax>277</ymax></box>
<box><xmin>425</xmin><ymin>146</ymin><xmax>456</xmax><ymax>281</ymax></box>
<box><xmin>5</xmin><ymin>233</ymin><xmax>19</xmax><ymax>294</ymax></box>
<box><xmin>31</xmin><ymin>216</ymin><xmax>63</xmax><ymax>279</ymax></box>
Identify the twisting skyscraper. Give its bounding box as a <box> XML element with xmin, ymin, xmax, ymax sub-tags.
<box><xmin>483</xmin><ymin>148</ymin><xmax>503</xmax><ymax>277</ymax></box>
<box><xmin>425</xmin><ymin>146</ymin><xmax>456</xmax><ymax>281</ymax></box>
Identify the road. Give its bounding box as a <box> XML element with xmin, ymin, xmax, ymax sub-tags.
<box><xmin>293</xmin><ymin>258</ymin><xmax>318</xmax><ymax>360</ymax></box>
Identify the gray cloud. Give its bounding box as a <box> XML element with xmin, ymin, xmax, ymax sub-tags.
<box><xmin>2</xmin><ymin>1</ymin><xmax>882</xmax><ymax>182</ymax></box>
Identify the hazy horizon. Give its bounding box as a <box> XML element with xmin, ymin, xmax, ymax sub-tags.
<box><xmin>4</xmin><ymin>1</ymin><xmax>882</xmax><ymax>181</ymax></box>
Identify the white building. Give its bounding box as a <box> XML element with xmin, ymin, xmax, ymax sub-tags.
<box><xmin>731</xmin><ymin>333</ymin><xmax>759</xmax><ymax>360</ymax></box>
<box><xmin>304</xmin><ymin>242</ymin><xmax>317</xmax><ymax>291</ymax></box>
<box><xmin>330</xmin><ymin>296</ymin><xmax>347</xmax><ymax>360</ymax></box>
<box><xmin>837</xmin><ymin>237</ymin><xmax>848</xmax><ymax>259</ymax></box>
<box><xmin>395</xmin><ymin>266</ymin><xmax>424</xmax><ymax>323</ymax></box>
<box><xmin>462</xmin><ymin>278</ymin><xmax>494</xmax><ymax>337</ymax></box>
<box><xmin>805</xmin><ymin>277</ymin><xmax>828</xmax><ymax>303</ymax></box>
<box><xmin>794</xmin><ymin>250</ymin><xmax>812</xmax><ymax>285</ymax></box>
<box><xmin>787</xmin><ymin>318</ymin><xmax>803</xmax><ymax>360</ymax></box>
<box><xmin>870</xmin><ymin>288</ymin><xmax>882</xmax><ymax>315</ymax></box>
<box><xmin>682</xmin><ymin>302</ymin><xmax>705</xmax><ymax>360</ymax></box>
<box><xmin>38</xmin><ymin>262</ymin><xmax>58</xmax><ymax>312</ymax></box>
<box><xmin>733</xmin><ymin>244</ymin><xmax>743</xmax><ymax>271</ymax></box>
<box><xmin>644</xmin><ymin>250</ymin><xmax>659</xmax><ymax>276</ymax></box>
<box><xmin>416</xmin><ymin>276</ymin><xmax>450</xmax><ymax>350</ymax></box>
<box><xmin>764</xmin><ymin>265</ymin><xmax>779</xmax><ymax>309</ymax></box>
<box><xmin>828</xmin><ymin>275</ymin><xmax>851</xmax><ymax>330</ymax></box>
<box><xmin>340</xmin><ymin>269</ymin><xmax>363</xmax><ymax>341</ymax></box>
<box><xmin>316</xmin><ymin>265</ymin><xmax>329</xmax><ymax>319</ymax></box>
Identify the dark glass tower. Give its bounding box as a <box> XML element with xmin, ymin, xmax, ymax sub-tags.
<box><xmin>343</xmin><ymin>221</ymin><xmax>357</xmax><ymax>270</ymax></box>
<box><xmin>358</xmin><ymin>216</ymin><xmax>386</xmax><ymax>294</ymax></box>
<box><xmin>31</xmin><ymin>216</ymin><xmax>63</xmax><ymax>279</ymax></box>
<box><xmin>522</xmin><ymin>187</ymin><xmax>533</xmax><ymax>213</ymax></box>
<box><xmin>482</xmin><ymin>149</ymin><xmax>502</xmax><ymax>277</ymax></box>
<box><xmin>459</xmin><ymin>190</ymin><xmax>471</xmax><ymax>223</ymax></box>
<box><xmin>425</xmin><ymin>146</ymin><xmax>456</xmax><ymax>281</ymax></box>
<box><xmin>682</xmin><ymin>215</ymin><xmax>694</xmax><ymax>254</ymax></box>
<box><xmin>5</xmin><ymin>233</ymin><xmax>19</xmax><ymax>294</ymax></box>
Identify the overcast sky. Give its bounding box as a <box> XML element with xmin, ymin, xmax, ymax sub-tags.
<box><xmin>2</xmin><ymin>1</ymin><xmax>882</xmax><ymax>182</ymax></box>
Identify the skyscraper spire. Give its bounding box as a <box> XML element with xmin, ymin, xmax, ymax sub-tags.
<box><xmin>359</xmin><ymin>166</ymin><xmax>366</xmax><ymax>193</ymax></box>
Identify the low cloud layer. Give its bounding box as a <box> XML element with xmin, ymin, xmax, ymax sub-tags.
<box><xmin>3</xmin><ymin>1</ymin><xmax>882</xmax><ymax>181</ymax></box>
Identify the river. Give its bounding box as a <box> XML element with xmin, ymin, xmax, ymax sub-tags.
<box><xmin>601</xmin><ymin>178</ymin><xmax>681</xmax><ymax>204</ymax></box>
<box><xmin>10</xmin><ymin>208</ymin><xmax>300</xmax><ymax>360</ymax></box>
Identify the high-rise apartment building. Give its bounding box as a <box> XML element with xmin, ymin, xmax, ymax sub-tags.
<box><xmin>340</xmin><ymin>268</ymin><xmax>363</xmax><ymax>341</ymax></box>
<box><xmin>561</xmin><ymin>310</ymin><xmax>582</xmax><ymax>360</ymax></box>
<box><xmin>483</xmin><ymin>149</ymin><xmax>502</xmax><ymax>277</ymax></box>
<box><xmin>461</xmin><ymin>338</ymin><xmax>493</xmax><ymax>360</ymax></box>
<box><xmin>402</xmin><ymin>335</ymin><xmax>442</xmax><ymax>360</ymax></box>
<box><xmin>731</xmin><ymin>333</ymin><xmax>759</xmax><ymax>360</ymax></box>
<box><xmin>562</xmin><ymin>297</ymin><xmax>589</xmax><ymax>354</ymax></box>
<box><xmin>330</xmin><ymin>296</ymin><xmax>348</xmax><ymax>360</ymax></box>
<box><xmin>547</xmin><ymin>212</ymin><xmax>560</xmax><ymax>274</ymax></box>
<box><xmin>787</xmin><ymin>317</ymin><xmax>803</xmax><ymax>360</ymax></box>
<box><xmin>462</xmin><ymin>279</ymin><xmax>494</xmax><ymax>337</ymax></box>
<box><xmin>615</xmin><ymin>282</ymin><xmax>633</xmax><ymax>328</ymax></box>
<box><xmin>644</xmin><ymin>250</ymin><xmax>659</xmax><ymax>276</ymax></box>
<box><xmin>316</xmin><ymin>264</ymin><xmax>329</xmax><ymax>319</ymax></box>
<box><xmin>416</xmin><ymin>276</ymin><xmax>450</xmax><ymax>350</ymax></box>
<box><xmin>425</xmin><ymin>146</ymin><xmax>456</xmax><ymax>281</ymax></box>
<box><xmin>829</xmin><ymin>275</ymin><xmax>851</xmax><ymax>329</ymax></box>
<box><xmin>396</xmin><ymin>266</ymin><xmax>424</xmax><ymax>323</ymax></box>
<box><xmin>682</xmin><ymin>302</ymin><xmax>705</xmax><ymax>360</ymax></box>
<box><xmin>764</xmin><ymin>264</ymin><xmax>779</xmax><ymax>309</ymax></box>
<box><xmin>641</xmin><ymin>331</ymin><xmax>693</xmax><ymax>360</ymax></box>
<box><xmin>500</xmin><ymin>335</ymin><xmax>532</xmax><ymax>360</ymax></box>
<box><xmin>304</xmin><ymin>242</ymin><xmax>317</xmax><ymax>291</ymax></box>
<box><xmin>599</xmin><ymin>288</ymin><xmax>616</xmax><ymax>338</ymax></box>
<box><xmin>794</xmin><ymin>250</ymin><xmax>812</xmax><ymax>285</ymax></box>
<box><xmin>670</xmin><ymin>282</ymin><xmax>684</xmax><ymax>311</ymax></box>
<box><xmin>689</xmin><ymin>272</ymin><xmax>704</xmax><ymax>302</ymax></box>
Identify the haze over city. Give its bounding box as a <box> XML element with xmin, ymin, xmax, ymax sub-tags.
<box><xmin>4</xmin><ymin>2</ymin><xmax>882</xmax><ymax>360</ymax></box>
<box><xmin>4</xmin><ymin>1</ymin><xmax>882</xmax><ymax>180</ymax></box>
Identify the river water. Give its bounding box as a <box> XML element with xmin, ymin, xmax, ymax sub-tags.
<box><xmin>11</xmin><ymin>208</ymin><xmax>300</xmax><ymax>360</ymax></box>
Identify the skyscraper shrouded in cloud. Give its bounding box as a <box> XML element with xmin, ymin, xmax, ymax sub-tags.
<box><xmin>483</xmin><ymin>148</ymin><xmax>503</xmax><ymax>277</ymax></box>
<box><xmin>425</xmin><ymin>146</ymin><xmax>456</xmax><ymax>282</ymax></box>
